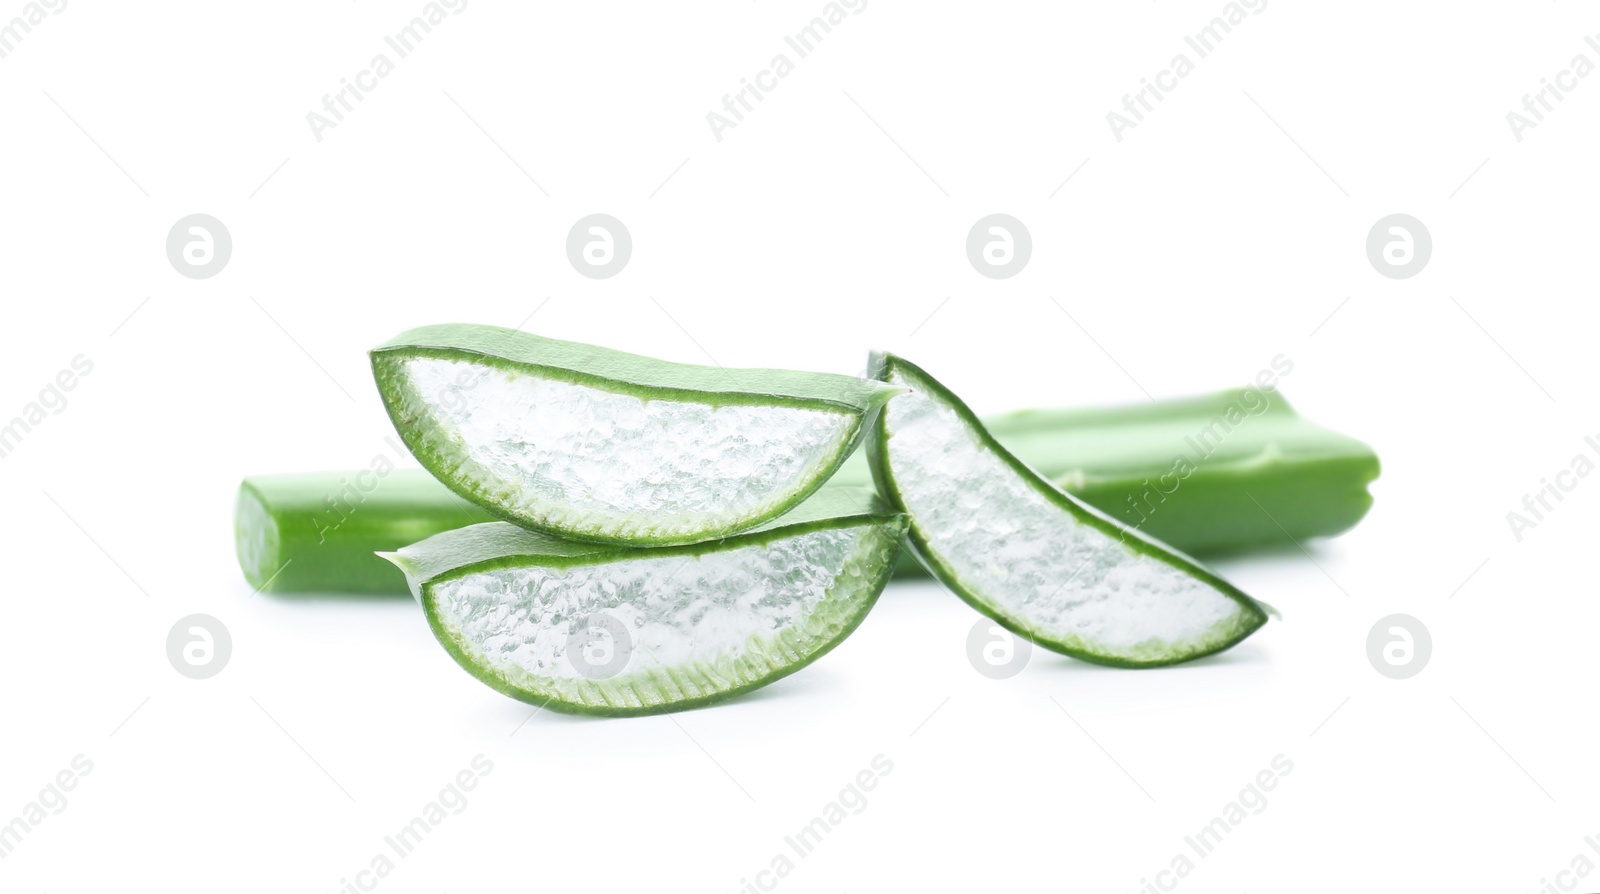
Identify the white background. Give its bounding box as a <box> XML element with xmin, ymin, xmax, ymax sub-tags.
<box><xmin>3</xmin><ymin>2</ymin><xmax>1598</xmax><ymax>891</ymax></box>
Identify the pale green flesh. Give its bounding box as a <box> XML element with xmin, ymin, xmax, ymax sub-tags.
<box><xmin>386</xmin><ymin>489</ymin><xmax>906</xmax><ymax>715</ymax></box>
<box><xmin>871</xmin><ymin>356</ymin><xmax>1267</xmax><ymax>667</ymax></box>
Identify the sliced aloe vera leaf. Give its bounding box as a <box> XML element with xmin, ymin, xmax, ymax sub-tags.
<box><xmin>867</xmin><ymin>353</ymin><xmax>1269</xmax><ymax>667</ymax></box>
<box><xmin>383</xmin><ymin>488</ymin><xmax>906</xmax><ymax>716</ymax></box>
<box><xmin>236</xmin><ymin>471</ymin><xmax>496</xmax><ymax>594</ymax></box>
<box><xmin>370</xmin><ymin>324</ymin><xmax>901</xmax><ymax>546</ymax></box>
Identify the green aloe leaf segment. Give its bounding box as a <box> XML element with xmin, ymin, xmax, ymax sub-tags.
<box><xmin>370</xmin><ymin>323</ymin><xmax>902</xmax><ymax>547</ymax></box>
<box><xmin>866</xmin><ymin>353</ymin><xmax>1270</xmax><ymax>667</ymax></box>
<box><xmin>383</xmin><ymin>489</ymin><xmax>906</xmax><ymax>716</ymax></box>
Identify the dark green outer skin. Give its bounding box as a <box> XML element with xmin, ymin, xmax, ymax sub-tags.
<box><xmin>233</xmin><ymin>391</ymin><xmax>1379</xmax><ymax>594</ymax></box>
<box><xmin>865</xmin><ymin>353</ymin><xmax>1269</xmax><ymax>669</ymax></box>
<box><xmin>394</xmin><ymin>490</ymin><xmax>906</xmax><ymax>717</ymax></box>
<box><xmin>369</xmin><ymin>323</ymin><xmax>901</xmax><ymax>547</ymax></box>
<box><xmin>236</xmin><ymin>472</ymin><xmax>496</xmax><ymax>594</ymax></box>
<box><xmin>371</xmin><ymin>323</ymin><xmax>901</xmax><ymax>413</ymax></box>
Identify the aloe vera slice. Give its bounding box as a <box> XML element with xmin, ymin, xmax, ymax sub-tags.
<box><xmin>867</xmin><ymin>354</ymin><xmax>1269</xmax><ymax>667</ymax></box>
<box><xmin>382</xmin><ymin>489</ymin><xmax>906</xmax><ymax>716</ymax></box>
<box><xmin>370</xmin><ymin>324</ymin><xmax>901</xmax><ymax>546</ymax></box>
<box><xmin>236</xmin><ymin>471</ymin><xmax>496</xmax><ymax>594</ymax></box>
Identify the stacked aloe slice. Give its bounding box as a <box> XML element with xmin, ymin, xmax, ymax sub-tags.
<box><xmin>235</xmin><ymin>324</ymin><xmax>1380</xmax><ymax>715</ymax></box>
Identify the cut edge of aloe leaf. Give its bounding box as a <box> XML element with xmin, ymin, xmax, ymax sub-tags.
<box><xmin>382</xmin><ymin>488</ymin><xmax>907</xmax><ymax>717</ymax></box>
<box><xmin>866</xmin><ymin>351</ymin><xmax>1269</xmax><ymax>669</ymax></box>
<box><xmin>370</xmin><ymin>323</ymin><xmax>904</xmax><ymax>547</ymax></box>
<box><xmin>235</xmin><ymin>478</ymin><xmax>281</xmax><ymax>592</ymax></box>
